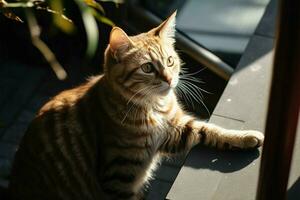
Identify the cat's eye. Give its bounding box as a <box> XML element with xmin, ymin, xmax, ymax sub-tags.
<box><xmin>167</xmin><ymin>56</ymin><xmax>174</xmax><ymax>67</ymax></box>
<box><xmin>141</xmin><ymin>62</ymin><xmax>155</xmax><ymax>73</ymax></box>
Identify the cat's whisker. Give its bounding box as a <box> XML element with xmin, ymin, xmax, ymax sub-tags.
<box><xmin>126</xmin><ymin>86</ymin><xmax>151</xmax><ymax>105</ymax></box>
<box><xmin>181</xmin><ymin>80</ymin><xmax>204</xmax><ymax>99</ymax></box>
<box><xmin>135</xmin><ymin>85</ymin><xmax>159</xmax><ymax>127</ymax></box>
<box><xmin>182</xmin><ymin>82</ymin><xmax>202</xmax><ymax>103</ymax></box>
<box><xmin>124</xmin><ymin>85</ymin><xmax>157</xmax><ymax>126</ymax></box>
<box><xmin>181</xmin><ymin>80</ymin><xmax>205</xmax><ymax>102</ymax></box>
<box><xmin>177</xmin><ymin>83</ymin><xmax>196</xmax><ymax>109</ymax></box>
<box><xmin>179</xmin><ymin>68</ymin><xmax>189</xmax><ymax>75</ymax></box>
<box><xmin>132</xmin><ymin>104</ymin><xmax>140</xmax><ymax>127</ymax></box>
<box><xmin>175</xmin><ymin>85</ymin><xmax>190</xmax><ymax>106</ymax></box>
<box><xmin>180</xmin><ymin>78</ymin><xmax>212</xmax><ymax>98</ymax></box>
<box><xmin>183</xmin><ymin>81</ymin><xmax>213</xmax><ymax>114</ymax></box>
<box><xmin>121</xmin><ymin>102</ymin><xmax>137</xmax><ymax>124</ymax></box>
<box><xmin>179</xmin><ymin>76</ymin><xmax>204</xmax><ymax>84</ymax></box>
<box><xmin>180</xmin><ymin>83</ymin><xmax>198</xmax><ymax>109</ymax></box>
<box><xmin>181</xmin><ymin>81</ymin><xmax>211</xmax><ymax>117</ymax></box>
<box><xmin>140</xmin><ymin>86</ymin><xmax>158</xmax><ymax>126</ymax></box>
<box><xmin>180</xmin><ymin>67</ymin><xmax>207</xmax><ymax>77</ymax></box>
<box><xmin>186</xmin><ymin>80</ymin><xmax>212</xmax><ymax>95</ymax></box>
<box><xmin>122</xmin><ymin>85</ymin><xmax>153</xmax><ymax>124</ymax></box>
<box><xmin>133</xmin><ymin>87</ymin><xmax>151</xmax><ymax>124</ymax></box>
<box><xmin>176</xmin><ymin>84</ymin><xmax>190</xmax><ymax>105</ymax></box>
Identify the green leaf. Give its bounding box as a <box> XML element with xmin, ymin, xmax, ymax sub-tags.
<box><xmin>74</xmin><ymin>0</ymin><xmax>99</xmax><ymax>58</ymax></box>
<box><xmin>84</xmin><ymin>0</ymin><xmax>105</xmax><ymax>14</ymax></box>
<box><xmin>90</xmin><ymin>8</ymin><xmax>114</xmax><ymax>26</ymax></box>
<box><xmin>98</xmin><ymin>0</ymin><xmax>124</xmax><ymax>4</ymax></box>
<box><xmin>50</xmin><ymin>0</ymin><xmax>75</xmax><ymax>34</ymax></box>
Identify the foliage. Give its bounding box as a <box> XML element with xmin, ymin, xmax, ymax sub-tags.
<box><xmin>0</xmin><ymin>0</ymin><xmax>123</xmax><ymax>80</ymax></box>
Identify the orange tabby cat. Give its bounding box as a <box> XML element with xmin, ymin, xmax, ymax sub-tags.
<box><xmin>9</xmin><ymin>12</ymin><xmax>264</xmax><ymax>200</ymax></box>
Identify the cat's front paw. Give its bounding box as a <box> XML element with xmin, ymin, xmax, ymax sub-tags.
<box><xmin>241</xmin><ymin>131</ymin><xmax>264</xmax><ymax>149</ymax></box>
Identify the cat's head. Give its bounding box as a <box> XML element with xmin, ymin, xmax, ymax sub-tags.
<box><xmin>104</xmin><ymin>12</ymin><xmax>180</xmax><ymax>103</ymax></box>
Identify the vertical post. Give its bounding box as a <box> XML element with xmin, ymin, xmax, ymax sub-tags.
<box><xmin>256</xmin><ymin>0</ymin><xmax>300</xmax><ymax>199</ymax></box>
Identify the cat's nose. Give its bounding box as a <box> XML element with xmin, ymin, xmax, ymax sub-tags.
<box><xmin>162</xmin><ymin>76</ymin><xmax>172</xmax><ymax>86</ymax></box>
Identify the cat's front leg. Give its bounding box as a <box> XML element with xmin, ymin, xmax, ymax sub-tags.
<box><xmin>160</xmin><ymin>113</ymin><xmax>264</xmax><ymax>154</ymax></box>
<box><xmin>194</xmin><ymin>121</ymin><xmax>264</xmax><ymax>150</ymax></box>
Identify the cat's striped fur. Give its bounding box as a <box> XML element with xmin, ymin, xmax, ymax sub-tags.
<box><xmin>9</xmin><ymin>12</ymin><xmax>264</xmax><ymax>200</ymax></box>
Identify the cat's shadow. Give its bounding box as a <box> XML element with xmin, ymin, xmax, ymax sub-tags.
<box><xmin>180</xmin><ymin>145</ymin><xmax>261</xmax><ymax>173</ymax></box>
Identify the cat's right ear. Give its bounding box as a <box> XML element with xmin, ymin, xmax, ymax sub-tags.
<box><xmin>109</xmin><ymin>27</ymin><xmax>133</xmax><ymax>58</ymax></box>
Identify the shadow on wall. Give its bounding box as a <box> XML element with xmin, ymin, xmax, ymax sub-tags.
<box><xmin>183</xmin><ymin>145</ymin><xmax>260</xmax><ymax>172</ymax></box>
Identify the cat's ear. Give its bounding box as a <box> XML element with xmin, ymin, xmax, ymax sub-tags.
<box><xmin>150</xmin><ymin>11</ymin><xmax>177</xmax><ymax>42</ymax></box>
<box><xmin>109</xmin><ymin>27</ymin><xmax>133</xmax><ymax>54</ymax></box>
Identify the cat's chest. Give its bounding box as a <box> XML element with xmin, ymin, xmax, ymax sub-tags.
<box><xmin>118</xmin><ymin>109</ymin><xmax>170</xmax><ymax>134</ymax></box>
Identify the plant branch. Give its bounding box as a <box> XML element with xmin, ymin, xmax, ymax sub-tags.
<box><xmin>26</xmin><ymin>9</ymin><xmax>67</xmax><ymax>80</ymax></box>
<box><xmin>1</xmin><ymin>2</ymin><xmax>34</xmax><ymax>8</ymax></box>
<box><xmin>0</xmin><ymin>0</ymin><xmax>45</xmax><ymax>8</ymax></box>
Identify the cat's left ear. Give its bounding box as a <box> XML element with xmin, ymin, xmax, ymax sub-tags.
<box><xmin>109</xmin><ymin>27</ymin><xmax>133</xmax><ymax>55</ymax></box>
<box><xmin>150</xmin><ymin>11</ymin><xmax>177</xmax><ymax>43</ymax></box>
